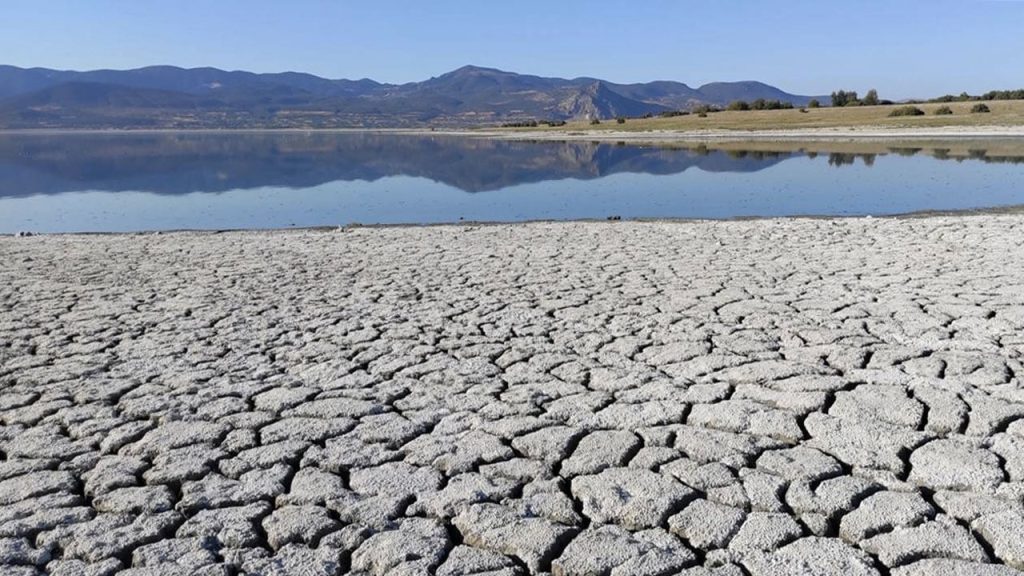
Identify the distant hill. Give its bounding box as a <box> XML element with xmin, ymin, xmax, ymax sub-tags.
<box><xmin>0</xmin><ymin>64</ymin><xmax>823</xmax><ymax>129</ymax></box>
<box><xmin>696</xmin><ymin>81</ymin><xmax>811</xmax><ymax>105</ymax></box>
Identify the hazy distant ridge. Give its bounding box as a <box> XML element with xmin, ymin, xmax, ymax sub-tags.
<box><xmin>0</xmin><ymin>64</ymin><xmax>820</xmax><ymax>128</ymax></box>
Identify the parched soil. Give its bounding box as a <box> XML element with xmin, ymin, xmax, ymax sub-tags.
<box><xmin>2</xmin><ymin>217</ymin><xmax>1024</xmax><ymax>575</ymax></box>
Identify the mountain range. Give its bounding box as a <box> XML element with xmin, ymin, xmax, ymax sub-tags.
<box><xmin>0</xmin><ymin>65</ymin><xmax>822</xmax><ymax>129</ymax></box>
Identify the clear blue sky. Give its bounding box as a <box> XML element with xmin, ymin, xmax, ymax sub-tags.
<box><xmin>2</xmin><ymin>0</ymin><xmax>1021</xmax><ymax>98</ymax></box>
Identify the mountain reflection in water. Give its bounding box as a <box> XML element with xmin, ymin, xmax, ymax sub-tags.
<box><xmin>0</xmin><ymin>132</ymin><xmax>803</xmax><ymax>196</ymax></box>
<box><xmin>4</xmin><ymin>132</ymin><xmax>1020</xmax><ymax>198</ymax></box>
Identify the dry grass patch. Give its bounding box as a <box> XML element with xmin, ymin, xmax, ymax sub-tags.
<box><xmin>499</xmin><ymin>100</ymin><xmax>1024</xmax><ymax>133</ymax></box>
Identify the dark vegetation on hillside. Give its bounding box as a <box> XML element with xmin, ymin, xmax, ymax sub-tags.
<box><xmin>2</xmin><ymin>64</ymin><xmax>1022</xmax><ymax>129</ymax></box>
<box><xmin>931</xmin><ymin>89</ymin><xmax>1024</xmax><ymax>103</ymax></box>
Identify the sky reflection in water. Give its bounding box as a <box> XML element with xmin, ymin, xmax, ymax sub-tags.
<box><xmin>1</xmin><ymin>132</ymin><xmax>1023</xmax><ymax>233</ymax></box>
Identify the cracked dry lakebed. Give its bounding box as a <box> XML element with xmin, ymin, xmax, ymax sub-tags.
<box><xmin>3</xmin><ymin>216</ymin><xmax>1024</xmax><ymax>576</ymax></box>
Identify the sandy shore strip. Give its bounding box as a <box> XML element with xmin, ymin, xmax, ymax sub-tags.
<box><xmin>3</xmin><ymin>217</ymin><xmax>1024</xmax><ymax>574</ymax></box>
<box><xmin>456</xmin><ymin>125</ymin><xmax>1024</xmax><ymax>143</ymax></box>
<box><xmin>6</xmin><ymin>125</ymin><xmax>1024</xmax><ymax>142</ymax></box>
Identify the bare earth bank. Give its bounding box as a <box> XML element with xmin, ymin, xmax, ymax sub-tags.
<box><xmin>2</xmin><ymin>217</ymin><xmax>1024</xmax><ymax>575</ymax></box>
<box><xmin>458</xmin><ymin>125</ymin><xmax>1024</xmax><ymax>143</ymax></box>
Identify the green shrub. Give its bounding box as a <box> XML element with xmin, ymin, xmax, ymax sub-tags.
<box><xmin>971</xmin><ymin>103</ymin><xmax>991</xmax><ymax>113</ymax></box>
<box><xmin>697</xmin><ymin>112</ymin><xmax>708</xmax><ymax>118</ymax></box>
<box><xmin>808</xmin><ymin>99</ymin><xmax>821</xmax><ymax>108</ymax></box>
<box><xmin>888</xmin><ymin>106</ymin><xmax>925</xmax><ymax>117</ymax></box>
<box><xmin>727</xmin><ymin>100</ymin><xmax>750</xmax><ymax>111</ymax></box>
<box><xmin>863</xmin><ymin>89</ymin><xmax>879</xmax><ymax>106</ymax></box>
<box><xmin>500</xmin><ymin>120</ymin><xmax>539</xmax><ymax>128</ymax></box>
<box><xmin>590</xmin><ymin>118</ymin><xmax>601</xmax><ymax>125</ymax></box>
<box><xmin>934</xmin><ymin>106</ymin><xmax>953</xmax><ymax>116</ymax></box>
<box><xmin>616</xmin><ymin>117</ymin><xmax>626</xmax><ymax>124</ymax></box>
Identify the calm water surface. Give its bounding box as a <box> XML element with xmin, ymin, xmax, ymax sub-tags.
<box><xmin>1</xmin><ymin>132</ymin><xmax>1023</xmax><ymax>233</ymax></box>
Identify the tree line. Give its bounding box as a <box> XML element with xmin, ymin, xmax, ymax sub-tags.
<box><xmin>831</xmin><ymin>87</ymin><xmax>1024</xmax><ymax>108</ymax></box>
<box><xmin>499</xmin><ymin>119</ymin><xmax>567</xmax><ymax>128</ymax></box>
<box><xmin>929</xmin><ymin>89</ymin><xmax>1024</xmax><ymax>103</ymax></box>
<box><xmin>726</xmin><ymin>99</ymin><xmax>796</xmax><ymax>111</ymax></box>
<box><xmin>829</xmin><ymin>89</ymin><xmax>896</xmax><ymax>107</ymax></box>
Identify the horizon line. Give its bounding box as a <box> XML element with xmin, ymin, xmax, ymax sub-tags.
<box><xmin>0</xmin><ymin>62</ymin><xmax>826</xmax><ymax>94</ymax></box>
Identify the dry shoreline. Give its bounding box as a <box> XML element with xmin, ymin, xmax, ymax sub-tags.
<box><xmin>4</xmin><ymin>125</ymin><xmax>1024</xmax><ymax>142</ymax></box>
<box><xmin>454</xmin><ymin>125</ymin><xmax>1024</xmax><ymax>143</ymax></box>
<box><xmin>3</xmin><ymin>217</ymin><xmax>1024</xmax><ymax>574</ymax></box>
<box><xmin>6</xmin><ymin>204</ymin><xmax>1024</xmax><ymax>238</ymax></box>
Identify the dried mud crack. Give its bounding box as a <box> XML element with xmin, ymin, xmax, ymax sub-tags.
<box><xmin>2</xmin><ymin>217</ymin><xmax>1024</xmax><ymax>575</ymax></box>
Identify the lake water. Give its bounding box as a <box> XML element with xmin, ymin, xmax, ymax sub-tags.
<box><xmin>1</xmin><ymin>132</ymin><xmax>1023</xmax><ymax>233</ymax></box>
